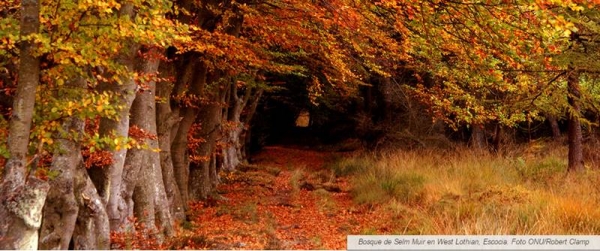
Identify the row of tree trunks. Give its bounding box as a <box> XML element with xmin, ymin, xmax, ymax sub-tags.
<box><xmin>221</xmin><ymin>83</ymin><xmax>250</xmax><ymax>172</ymax></box>
<box><xmin>0</xmin><ymin>0</ymin><xmax>264</xmax><ymax>247</ymax></box>
<box><xmin>239</xmin><ymin>89</ymin><xmax>264</xmax><ymax>160</ymax></box>
<box><xmin>172</xmin><ymin>0</ymin><xmax>249</xmax><ymax>203</ymax></box>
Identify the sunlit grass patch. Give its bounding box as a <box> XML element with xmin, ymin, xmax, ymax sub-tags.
<box><xmin>342</xmin><ymin>145</ymin><xmax>600</xmax><ymax>235</ymax></box>
<box><xmin>326</xmin><ymin>156</ymin><xmax>372</xmax><ymax>177</ymax></box>
<box><xmin>351</xmin><ymin>167</ymin><xmax>426</xmax><ymax>206</ymax></box>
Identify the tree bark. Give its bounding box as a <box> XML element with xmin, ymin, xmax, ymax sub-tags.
<box><xmin>113</xmin><ymin>53</ymin><xmax>157</xmax><ymax>233</ymax></box>
<box><xmin>469</xmin><ymin>123</ymin><xmax>486</xmax><ymax>150</ymax></box>
<box><xmin>547</xmin><ymin>114</ymin><xmax>561</xmax><ymax>140</ymax></box>
<box><xmin>171</xmin><ymin>60</ymin><xmax>207</xmax><ymax>210</ymax></box>
<box><xmin>1</xmin><ymin>0</ymin><xmax>41</xmax><ymax>196</ymax></box>
<box><xmin>156</xmin><ymin>62</ymin><xmax>185</xmax><ymax>222</ymax></box>
<box><xmin>72</xmin><ymin>162</ymin><xmax>110</xmax><ymax>250</ymax></box>
<box><xmin>567</xmin><ymin>69</ymin><xmax>584</xmax><ymax>172</ymax></box>
<box><xmin>221</xmin><ymin>84</ymin><xmax>263</xmax><ymax>171</ymax></box>
<box><xmin>39</xmin><ymin>139</ymin><xmax>80</xmax><ymax>249</ymax></box>
<box><xmin>189</xmin><ymin>99</ymin><xmax>223</xmax><ymax>200</ymax></box>
<box><xmin>240</xmin><ymin>89</ymin><xmax>263</xmax><ymax>160</ymax></box>
<box><xmin>128</xmin><ymin>51</ymin><xmax>174</xmax><ymax>237</ymax></box>
<box><xmin>39</xmin><ymin>78</ymin><xmax>86</xmax><ymax>249</ymax></box>
<box><xmin>188</xmin><ymin>4</ymin><xmax>244</xmax><ymax>200</ymax></box>
<box><xmin>0</xmin><ymin>0</ymin><xmax>48</xmax><ymax>248</ymax></box>
<box><xmin>221</xmin><ymin>83</ymin><xmax>248</xmax><ymax>172</ymax></box>
<box><xmin>492</xmin><ymin>123</ymin><xmax>502</xmax><ymax>153</ymax></box>
<box><xmin>0</xmin><ymin>177</ymin><xmax>49</xmax><ymax>250</ymax></box>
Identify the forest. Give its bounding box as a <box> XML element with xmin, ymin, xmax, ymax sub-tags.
<box><xmin>1</xmin><ymin>0</ymin><xmax>600</xmax><ymax>249</ymax></box>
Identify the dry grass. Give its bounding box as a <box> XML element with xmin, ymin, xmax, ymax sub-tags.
<box><xmin>332</xmin><ymin>141</ymin><xmax>600</xmax><ymax>235</ymax></box>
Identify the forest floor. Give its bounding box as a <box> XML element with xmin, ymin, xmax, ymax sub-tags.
<box><xmin>166</xmin><ymin>141</ymin><xmax>600</xmax><ymax>250</ymax></box>
<box><xmin>176</xmin><ymin>145</ymin><xmax>389</xmax><ymax>250</ymax></box>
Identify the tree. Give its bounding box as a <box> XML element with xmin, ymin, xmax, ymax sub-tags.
<box><xmin>531</xmin><ymin>0</ymin><xmax>600</xmax><ymax>171</ymax></box>
<box><xmin>0</xmin><ymin>0</ymin><xmax>52</xmax><ymax>248</ymax></box>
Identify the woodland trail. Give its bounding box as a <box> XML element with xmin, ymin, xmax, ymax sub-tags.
<box><xmin>182</xmin><ymin>145</ymin><xmax>393</xmax><ymax>250</ymax></box>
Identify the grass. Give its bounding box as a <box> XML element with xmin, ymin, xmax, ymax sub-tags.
<box><xmin>290</xmin><ymin>168</ymin><xmax>305</xmax><ymax>194</ymax></box>
<box><xmin>216</xmin><ymin>201</ymin><xmax>259</xmax><ymax>224</ymax></box>
<box><xmin>313</xmin><ymin>188</ymin><xmax>338</xmax><ymax>215</ymax></box>
<box><xmin>333</xmin><ymin>142</ymin><xmax>600</xmax><ymax>235</ymax></box>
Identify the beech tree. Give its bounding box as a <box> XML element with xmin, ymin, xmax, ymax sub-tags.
<box><xmin>0</xmin><ymin>0</ymin><xmax>49</xmax><ymax>248</ymax></box>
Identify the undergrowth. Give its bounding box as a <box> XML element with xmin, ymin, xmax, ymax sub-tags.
<box><xmin>329</xmin><ymin>142</ymin><xmax>600</xmax><ymax>234</ymax></box>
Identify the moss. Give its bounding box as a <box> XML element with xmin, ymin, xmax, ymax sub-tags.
<box><xmin>6</xmin><ymin>180</ymin><xmax>50</xmax><ymax>229</ymax></box>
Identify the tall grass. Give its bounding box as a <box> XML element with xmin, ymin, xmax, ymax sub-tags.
<box><xmin>330</xmin><ymin>142</ymin><xmax>600</xmax><ymax>234</ymax></box>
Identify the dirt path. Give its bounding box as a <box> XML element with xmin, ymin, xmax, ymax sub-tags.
<box><xmin>181</xmin><ymin>145</ymin><xmax>390</xmax><ymax>250</ymax></box>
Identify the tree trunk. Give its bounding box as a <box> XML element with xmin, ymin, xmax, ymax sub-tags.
<box><xmin>128</xmin><ymin>51</ymin><xmax>174</xmax><ymax>237</ymax></box>
<box><xmin>132</xmin><ymin>158</ymin><xmax>157</xmax><ymax>233</ymax></box>
<box><xmin>221</xmin><ymin>85</ymin><xmax>263</xmax><ymax>171</ymax></box>
<box><xmin>39</xmin><ymin>135</ymin><xmax>80</xmax><ymax>249</ymax></box>
<box><xmin>114</xmin><ymin>53</ymin><xmax>158</xmax><ymax>233</ymax></box>
<box><xmin>72</xmin><ymin>162</ymin><xmax>110</xmax><ymax>250</ymax></box>
<box><xmin>376</xmin><ymin>76</ymin><xmax>394</xmax><ymax>122</ymax></box>
<box><xmin>189</xmin><ymin>100</ymin><xmax>223</xmax><ymax>200</ymax></box>
<box><xmin>42</xmin><ymin>127</ymin><xmax>111</xmax><ymax>250</ymax></box>
<box><xmin>156</xmin><ymin>62</ymin><xmax>185</xmax><ymax>222</ymax></box>
<box><xmin>147</xmin><ymin>141</ymin><xmax>175</xmax><ymax>237</ymax></box>
<box><xmin>39</xmin><ymin>78</ymin><xmax>86</xmax><ymax>249</ymax></box>
<box><xmin>469</xmin><ymin>123</ymin><xmax>486</xmax><ymax>150</ymax></box>
<box><xmin>189</xmin><ymin>73</ymin><xmax>227</xmax><ymax>200</ymax></box>
<box><xmin>240</xmin><ymin>89</ymin><xmax>263</xmax><ymax>161</ymax></box>
<box><xmin>84</xmin><ymin>5</ymin><xmax>142</xmax><ymax>234</ymax></box>
<box><xmin>244</xmin><ymin>90</ymin><xmax>263</xmax><ymax>135</ymax></box>
<box><xmin>0</xmin><ymin>0</ymin><xmax>48</xmax><ymax>248</ymax></box>
<box><xmin>567</xmin><ymin>69</ymin><xmax>584</xmax><ymax>172</ymax></box>
<box><xmin>171</xmin><ymin>60</ymin><xmax>207</xmax><ymax>210</ymax></box>
<box><xmin>1</xmin><ymin>0</ymin><xmax>40</xmax><ymax>191</ymax></box>
<box><xmin>547</xmin><ymin>114</ymin><xmax>561</xmax><ymax>140</ymax></box>
<box><xmin>492</xmin><ymin>123</ymin><xmax>502</xmax><ymax>153</ymax></box>
<box><xmin>174</xmin><ymin>0</ymin><xmax>244</xmax><ymax>203</ymax></box>
<box><xmin>0</xmin><ymin>177</ymin><xmax>49</xmax><ymax>250</ymax></box>
<box><xmin>221</xmin><ymin>83</ymin><xmax>248</xmax><ymax>171</ymax></box>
